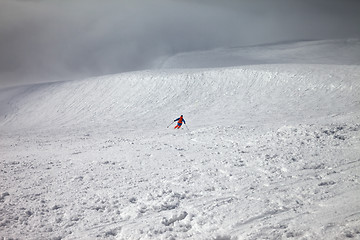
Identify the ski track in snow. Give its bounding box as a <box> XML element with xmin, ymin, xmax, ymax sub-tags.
<box><xmin>1</xmin><ymin>48</ymin><xmax>360</xmax><ymax>239</ymax></box>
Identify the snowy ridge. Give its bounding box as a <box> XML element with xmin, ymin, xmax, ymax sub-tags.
<box><xmin>161</xmin><ymin>39</ymin><xmax>360</xmax><ymax>68</ymax></box>
<box><xmin>1</xmin><ymin>64</ymin><xmax>359</xmax><ymax>132</ymax></box>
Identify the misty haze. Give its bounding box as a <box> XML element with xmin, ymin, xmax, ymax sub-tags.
<box><xmin>0</xmin><ymin>0</ymin><xmax>360</xmax><ymax>87</ymax></box>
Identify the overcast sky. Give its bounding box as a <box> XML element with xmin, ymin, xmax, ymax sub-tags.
<box><xmin>0</xmin><ymin>0</ymin><xmax>360</xmax><ymax>88</ymax></box>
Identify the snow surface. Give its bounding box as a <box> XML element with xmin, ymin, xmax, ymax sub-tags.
<box><xmin>1</xmin><ymin>40</ymin><xmax>360</xmax><ymax>239</ymax></box>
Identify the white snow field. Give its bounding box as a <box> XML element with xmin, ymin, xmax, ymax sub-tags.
<box><xmin>1</xmin><ymin>40</ymin><xmax>360</xmax><ymax>240</ymax></box>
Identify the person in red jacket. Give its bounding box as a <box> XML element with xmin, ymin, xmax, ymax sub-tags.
<box><xmin>173</xmin><ymin>115</ymin><xmax>186</xmax><ymax>129</ymax></box>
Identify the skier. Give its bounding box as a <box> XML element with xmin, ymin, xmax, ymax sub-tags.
<box><xmin>173</xmin><ymin>115</ymin><xmax>186</xmax><ymax>129</ymax></box>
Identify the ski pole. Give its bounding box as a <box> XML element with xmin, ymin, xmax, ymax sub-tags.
<box><xmin>167</xmin><ymin>121</ymin><xmax>175</xmax><ymax>128</ymax></box>
<box><xmin>185</xmin><ymin>124</ymin><xmax>189</xmax><ymax>130</ymax></box>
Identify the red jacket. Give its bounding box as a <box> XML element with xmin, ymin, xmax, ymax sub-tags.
<box><xmin>174</xmin><ymin>116</ymin><xmax>186</xmax><ymax>124</ymax></box>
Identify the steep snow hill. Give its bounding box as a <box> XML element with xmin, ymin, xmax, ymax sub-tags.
<box><xmin>0</xmin><ymin>64</ymin><xmax>359</xmax><ymax>132</ymax></box>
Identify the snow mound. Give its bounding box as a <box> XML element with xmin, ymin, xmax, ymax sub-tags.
<box><xmin>0</xmin><ymin>64</ymin><xmax>359</xmax><ymax>132</ymax></box>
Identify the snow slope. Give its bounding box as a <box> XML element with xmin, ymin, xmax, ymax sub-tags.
<box><xmin>1</xmin><ymin>64</ymin><xmax>359</xmax><ymax>132</ymax></box>
<box><xmin>1</xmin><ymin>41</ymin><xmax>360</xmax><ymax>239</ymax></box>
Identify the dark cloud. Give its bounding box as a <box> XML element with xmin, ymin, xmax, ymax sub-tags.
<box><xmin>0</xmin><ymin>0</ymin><xmax>360</xmax><ymax>88</ymax></box>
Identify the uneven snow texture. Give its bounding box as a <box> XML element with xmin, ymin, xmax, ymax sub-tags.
<box><xmin>1</xmin><ymin>122</ymin><xmax>360</xmax><ymax>240</ymax></box>
<box><xmin>1</xmin><ymin>44</ymin><xmax>360</xmax><ymax>239</ymax></box>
